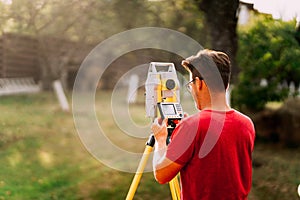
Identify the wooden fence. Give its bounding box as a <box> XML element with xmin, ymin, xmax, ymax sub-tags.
<box><xmin>0</xmin><ymin>33</ymin><xmax>93</xmax><ymax>89</ymax></box>
<box><xmin>0</xmin><ymin>33</ymin><xmax>39</xmax><ymax>80</ymax></box>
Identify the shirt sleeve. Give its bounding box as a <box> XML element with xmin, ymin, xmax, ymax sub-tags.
<box><xmin>166</xmin><ymin>118</ymin><xmax>199</xmax><ymax>165</ymax></box>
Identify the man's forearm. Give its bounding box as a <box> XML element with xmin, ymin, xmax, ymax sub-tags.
<box><xmin>153</xmin><ymin>139</ymin><xmax>167</xmax><ymax>171</ymax></box>
<box><xmin>152</xmin><ymin>138</ymin><xmax>168</xmax><ymax>183</ymax></box>
<box><xmin>152</xmin><ymin>142</ymin><xmax>182</xmax><ymax>184</ymax></box>
<box><xmin>151</xmin><ymin>118</ymin><xmax>182</xmax><ymax>184</ymax></box>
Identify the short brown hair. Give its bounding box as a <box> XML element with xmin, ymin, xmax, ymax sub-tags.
<box><xmin>182</xmin><ymin>49</ymin><xmax>231</xmax><ymax>92</ymax></box>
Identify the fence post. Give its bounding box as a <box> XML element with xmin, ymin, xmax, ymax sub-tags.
<box><xmin>53</xmin><ymin>80</ymin><xmax>70</xmax><ymax>112</ymax></box>
<box><xmin>127</xmin><ymin>74</ymin><xmax>139</xmax><ymax>104</ymax></box>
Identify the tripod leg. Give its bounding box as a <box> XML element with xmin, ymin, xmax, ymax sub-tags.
<box><xmin>169</xmin><ymin>180</ymin><xmax>178</xmax><ymax>200</ymax></box>
<box><xmin>169</xmin><ymin>176</ymin><xmax>181</xmax><ymax>200</ymax></box>
<box><xmin>173</xmin><ymin>175</ymin><xmax>181</xmax><ymax>198</ymax></box>
<box><xmin>125</xmin><ymin>145</ymin><xmax>153</xmax><ymax>200</ymax></box>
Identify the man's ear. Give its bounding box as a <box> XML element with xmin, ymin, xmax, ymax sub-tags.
<box><xmin>225</xmin><ymin>84</ymin><xmax>229</xmax><ymax>91</ymax></box>
<box><xmin>194</xmin><ymin>77</ymin><xmax>203</xmax><ymax>90</ymax></box>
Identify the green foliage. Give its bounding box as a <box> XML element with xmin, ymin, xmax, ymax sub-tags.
<box><xmin>0</xmin><ymin>0</ymin><xmax>204</xmax><ymax>43</ymax></box>
<box><xmin>233</xmin><ymin>17</ymin><xmax>300</xmax><ymax>111</ymax></box>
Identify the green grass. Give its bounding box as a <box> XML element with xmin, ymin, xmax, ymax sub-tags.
<box><xmin>251</xmin><ymin>144</ymin><xmax>300</xmax><ymax>200</ymax></box>
<box><xmin>0</xmin><ymin>92</ymin><xmax>299</xmax><ymax>199</ymax></box>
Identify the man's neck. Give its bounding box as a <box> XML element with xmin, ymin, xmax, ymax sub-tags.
<box><xmin>200</xmin><ymin>92</ymin><xmax>231</xmax><ymax>112</ymax></box>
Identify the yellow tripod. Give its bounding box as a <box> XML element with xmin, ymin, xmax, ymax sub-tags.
<box><xmin>125</xmin><ymin>135</ymin><xmax>181</xmax><ymax>200</ymax></box>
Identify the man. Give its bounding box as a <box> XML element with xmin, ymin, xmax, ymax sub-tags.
<box><xmin>151</xmin><ymin>49</ymin><xmax>255</xmax><ymax>200</ymax></box>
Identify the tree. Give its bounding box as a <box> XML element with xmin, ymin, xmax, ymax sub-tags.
<box><xmin>232</xmin><ymin>17</ymin><xmax>300</xmax><ymax>111</ymax></box>
<box><xmin>1</xmin><ymin>0</ymin><xmax>238</xmax><ymax>89</ymax></box>
<box><xmin>0</xmin><ymin>0</ymin><xmax>110</xmax><ymax>89</ymax></box>
<box><xmin>194</xmin><ymin>0</ymin><xmax>239</xmax><ymax>79</ymax></box>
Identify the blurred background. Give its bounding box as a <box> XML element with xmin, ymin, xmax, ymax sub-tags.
<box><xmin>0</xmin><ymin>0</ymin><xmax>299</xmax><ymax>199</ymax></box>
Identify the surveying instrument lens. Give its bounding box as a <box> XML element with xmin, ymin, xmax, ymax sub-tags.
<box><xmin>166</xmin><ymin>79</ymin><xmax>176</xmax><ymax>90</ymax></box>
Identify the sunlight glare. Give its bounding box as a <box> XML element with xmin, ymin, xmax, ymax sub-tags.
<box><xmin>0</xmin><ymin>0</ymin><xmax>12</xmax><ymax>5</ymax></box>
<box><xmin>242</xmin><ymin>0</ymin><xmax>300</xmax><ymax>21</ymax></box>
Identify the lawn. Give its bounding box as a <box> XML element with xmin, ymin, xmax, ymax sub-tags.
<box><xmin>0</xmin><ymin>92</ymin><xmax>299</xmax><ymax>199</ymax></box>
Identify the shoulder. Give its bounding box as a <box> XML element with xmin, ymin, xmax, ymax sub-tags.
<box><xmin>176</xmin><ymin>111</ymin><xmax>210</xmax><ymax>132</ymax></box>
<box><xmin>172</xmin><ymin>112</ymin><xmax>201</xmax><ymax>135</ymax></box>
<box><xmin>182</xmin><ymin>112</ymin><xmax>200</xmax><ymax>123</ymax></box>
<box><xmin>231</xmin><ymin>109</ymin><xmax>255</xmax><ymax>133</ymax></box>
<box><xmin>183</xmin><ymin>110</ymin><xmax>212</xmax><ymax>121</ymax></box>
<box><xmin>232</xmin><ymin>109</ymin><xmax>253</xmax><ymax>123</ymax></box>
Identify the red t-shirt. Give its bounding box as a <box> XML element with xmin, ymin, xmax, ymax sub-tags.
<box><xmin>166</xmin><ymin>109</ymin><xmax>255</xmax><ymax>200</ymax></box>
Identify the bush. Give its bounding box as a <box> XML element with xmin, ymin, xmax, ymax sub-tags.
<box><xmin>232</xmin><ymin>16</ymin><xmax>300</xmax><ymax>111</ymax></box>
<box><xmin>252</xmin><ymin>98</ymin><xmax>300</xmax><ymax>147</ymax></box>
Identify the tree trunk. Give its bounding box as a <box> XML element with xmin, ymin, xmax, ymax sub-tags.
<box><xmin>195</xmin><ymin>0</ymin><xmax>239</xmax><ymax>81</ymax></box>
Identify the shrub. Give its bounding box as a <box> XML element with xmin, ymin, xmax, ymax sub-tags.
<box><xmin>232</xmin><ymin>16</ymin><xmax>300</xmax><ymax>111</ymax></box>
